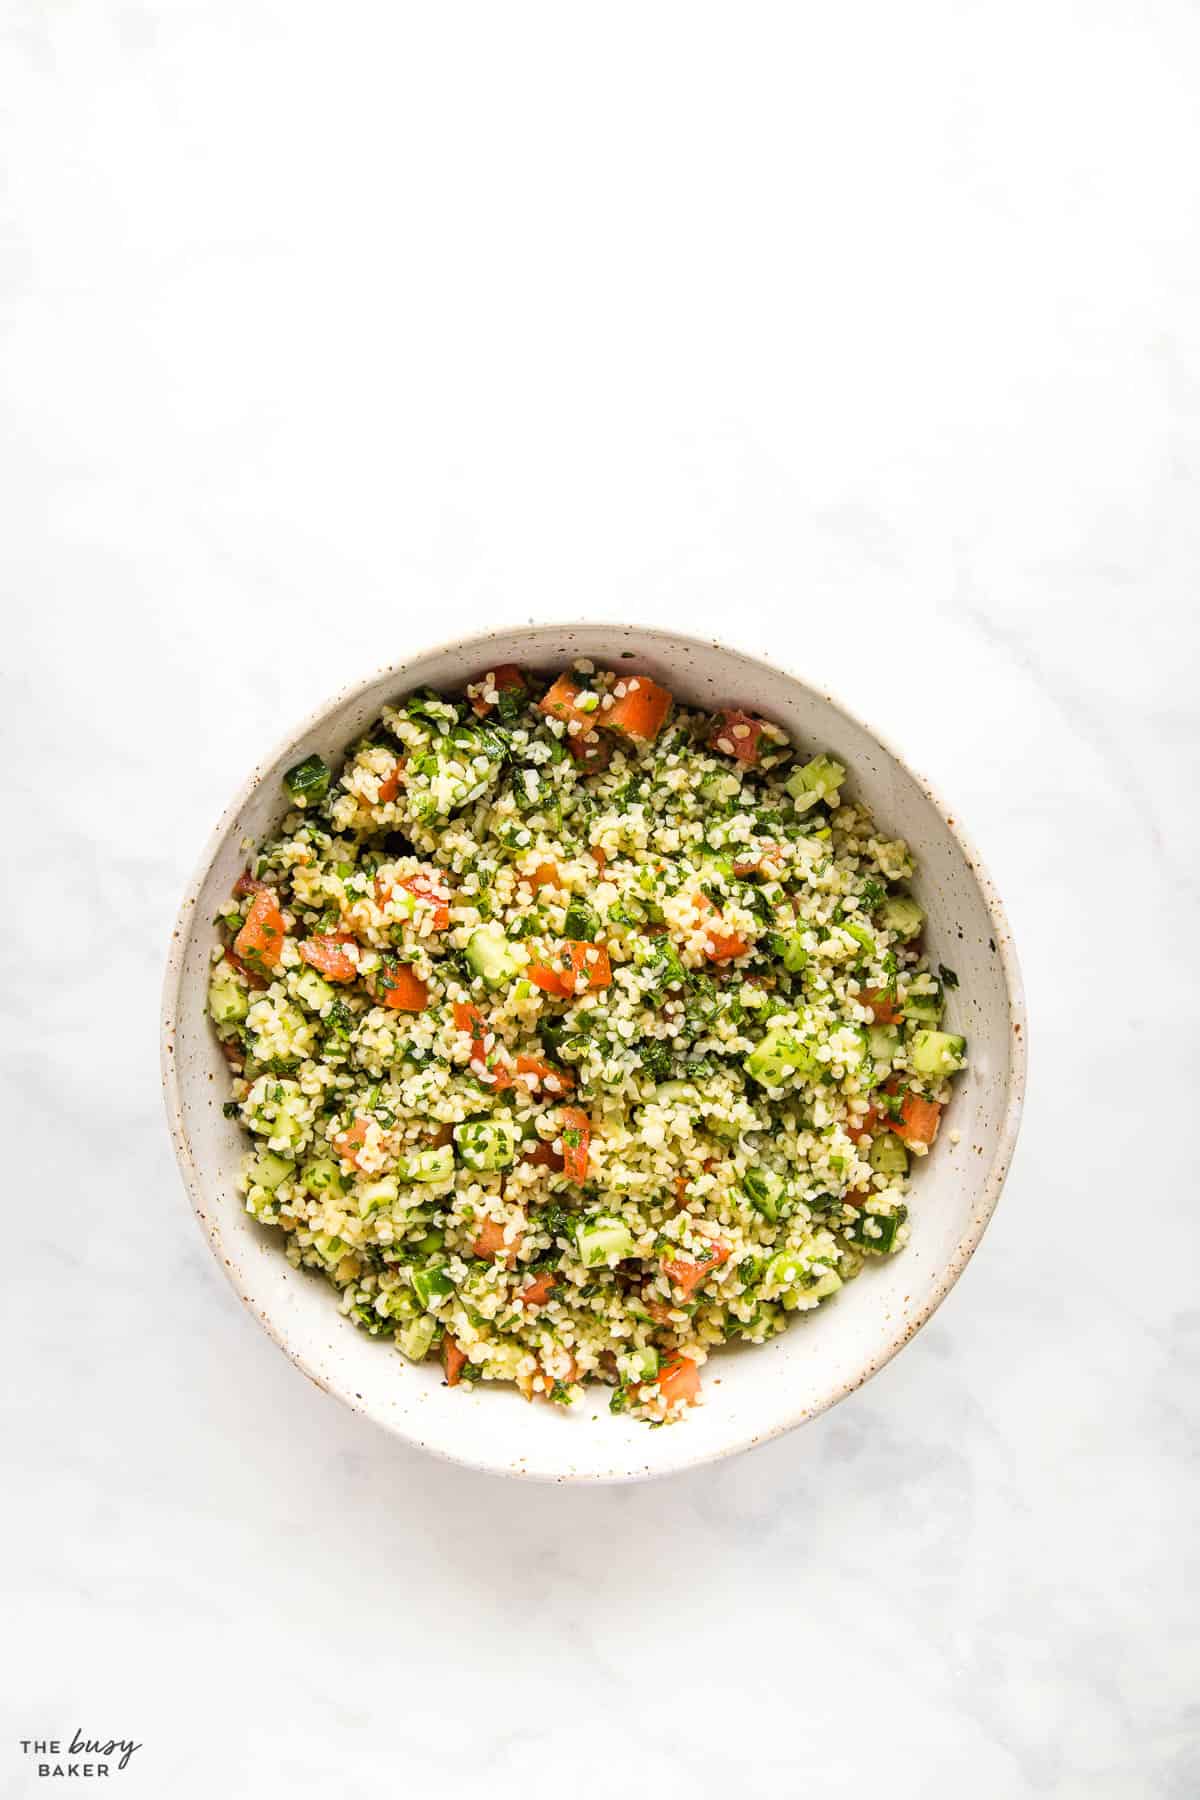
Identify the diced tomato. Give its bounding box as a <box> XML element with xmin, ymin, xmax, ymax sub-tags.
<box><xmin>566</xmin><ymin>730</ymin><xmax>612</xmax><ymax>773</ymax></box>
<box><xmin>562</xmin><ymin>940</ymin><xmax>612</xmax><ymax>993</ymax></box>
<box><xmin>514</xmin><ymin>1054</ymin><xmax>574</xmax><ymax>1096</ymax></box>
<box><xmin>649</xmin><ymin>1355</ymin><xmax>702</xmax><ymax>1414</ymax></box>
<box><xmin>862</xmin><ymin>987</ymin><xmax>902</xmax><ymax>1025</ymax></box>
<box><xmin>733</xmin><ymin>843</ymin><xmax>780</xmax><ymax>877</ymax></box>
<box><xmin>603</xmin><ymin>674</ymin><xmax>673</xmax><ymax>743</ymax></box>
<box><xmin>234</xmin><ymin>889</ymin><xmax>286</xmax><ymax>971</ymax></box>
<box><xmin>454</xmin><ymin>1000</ymin><xmax>511</xmax><ymax>1088</ymax></box>
<box><xmin>892</xmin><ymin>1091</ymin><xmax>942</xmax><ymax>1148</ymax></box>
<box><xmin>559</xmin><ymin>1106</ymin><xmax>591</xmax><ymax>1182</ymax></box>
<box><xmin>376</xmin><ymin>757</ymin><xmax>405</xmax><ymax>804</ymax></box>
<box><xmin>709</xmin><ymin>710</ymin><xmax>767</xmax><ymax>765</ymax></box>
<box><xmin>526</xmin><ymin>862</ymin><xmax>561</xmax><ymax>891</ymax></box>
<box><xmin>519</xmin><ymin>1355</ymin><xmax>579</xmax><ymax>1402</ymax></box>
<box><xmin>527</xmin><ymin>963</ymin><xmax>567</xmax><ymax>995</ymax></box>
<box><xmin>333</xmin><ymin>1117</ymin><xmax>372</xmax><ymax>1171</ymax></box>
<box><xmin>843</xmin><ymin>1188</ymin><xmax>872</xmax><ymax>1208</ymax></box>
<box><xmin>521</xmin><ymin>1271</ymin><xmax>558</xmax><ymax>1308</ymax></box>
<box><xmin>472</xmin><ymin>1217</ymin><xmax>520</xmax><ymax>1266</ymax></box>
<box><xmin>590</xmin><ymin>845</ymin><xmax>608</xmax><ymax>870</ymax></box>
<box><xmin>376</xmin><ymin>869</ymin><xmax>450</xmax><ymax>932</ymax></box>
<box><xmin>376</xmin><ymin>961</ymin><xmax>428</xmax><ymax>1011</ymax></box>
<box><xmin>538</xmin><ymin>672</ymin><xmax>596</xmax><ymax>729</ymax></box>
<box><xmin>470</xmin><ymin>664</ymin><xmax>525</xmax><ymax>717</ymax></box>
<box><xmin>662</xmin><ymin>1241</ymin><xmax>730</xmax><ymax>1296</ymax></box>
<box><xmin>694</xmin><ymin>895</ymin><xmax>749</xmax><ymax>965</ymax></box>
<box><xmin>233</xmin><ymin>869</ymin><xmax>268</xmax><ymax>898</ymax></box>
<box><xmin>298</xmin><ymin>933</ymin><xmax>359</xmax><ymax>983</ymax></box>
<box><xmin>645</xmin><ymin>1299</ymin><xmax>676</xmax><ymax>1325</ymax></box>
<box><xmin>443</xmin><ymin>1335</ymin><xmax>468</xmax><ymax>1386</ymax></box>
<box><xmin>223</xmin><ymin>946</ymin><xmax>268</xmax><ymax>992</ymax></box>
<box><xmin>453</xmin><ymin>999</ymin><xmax>487</xmax><ymax>1039</ymax></box>
<box><xmin>522</xmin><ymin>1139</ymin><xmax>564</xmax><ymax>1172</ymax></box>
<box><xmin>848</xmin><ymin>1103</ymin><xmax>882</xmax><ymax>1143</ymax></box>
<box><xmin>705</xmin><ymin>927</ymin><xmax>749</xmax><ymax>964</ymax></box>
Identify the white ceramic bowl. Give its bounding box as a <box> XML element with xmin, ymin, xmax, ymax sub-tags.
<box><xmin>162</xmin><ymin>623</ymin><xmax>1025</xmax><ymax>1482</ymax></box>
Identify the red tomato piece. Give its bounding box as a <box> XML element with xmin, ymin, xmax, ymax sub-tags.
<box><xmin>709</xmin><ymin>710</ymin><xmax>766</xmax><ymax>765</ymax></box>
<box><xmin>443</xmin><ymin>1336</ymin><xmax>467</xmax><ymax>1386</ymax></box>
<box><xmin>558</xmin><ymin>1107</ymin><xmax>591</xmax><ymax>1182</ymax></box>
<box><xmin>603</xmin><ymin>675</ymin><xmax>673</xmax><ymax>742</ymax></box>
<box><xmin>234</xmin><ymin>889</ymin><xmax>286</xmax><ymax>971</ymax></box>
<box><xmin>661</xmin><ymin>1241</ymin><xmax>730</xmax><ymax>1297</ymax></box>
<box><xmin>376</xmin><ymin>962</ymin><xmax>428</xmax><ymax>1011</ymax></box>
<box><xmin>298</xmin><ymin>933</ymin><xmax>359</xmax><ymax>983</ymax></box>
<box><xmin>470</xmin><ymin>664</ymin><xmax>525</xmax><ymax>717</ymax></box>
<box><xmin>521</xmin><ymin>1271</ymin><xmax>558</xmax><ymax>1308</ymax></box>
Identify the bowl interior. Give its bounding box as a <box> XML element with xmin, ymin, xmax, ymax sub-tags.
<box><xmin>163</xmin><ymin>623</ymin><xmax>1024</xmax><ymax>1481</ymax></box>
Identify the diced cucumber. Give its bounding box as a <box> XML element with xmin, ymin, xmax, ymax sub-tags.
<box><xmin>903</xmin><ymin>975</ymin><xmax>943</xmax><ymax>1025</ymax></box>
<box><xmin>785</xmin><ymin>754</ymin><xmax>845</xmax><ymax>812</ymax></box>
<box><xmin>743</xmin><ymin>1165</ymin><xmax>785</xmax><ymax>1220</ymax></box>
<box><xmin>808</xmin><ymin>1267</ymin><xmax>843</xmax><ymax>1300</ymax></box>
<box><xmin>869</xmin><ymin>1134</ymin><xmax>909</xmax><ymax>1176</ymax></box>
<box><xmin>375</xmin><ymin>1287</ymin><xmax>418</xmax><ymax>1322</ymax></box>
<box><xmin>653</xmin><ymin>1080</ymin><xmax>701</xmax><ymax>1108</ymax></box>
<box><xmin>292</xmin><ymin>967</ymin><xmax>335</xmax><ymax>1013</ymax></box>
<box><xmin>881</xmin><ymin>893</ymin><xmax>924</xmax><ymax>939</ymax></box>
<box><xmin>909</xmin><ymin>1030</ymin><xmax>967</xmax><ymax>1077</ymax></box>
<box><xmin>250</xmin><ymin>1150</ymin><xmax>293</xmax><ymax>1191</ymax></box>
<box><xmin>209</xmin><ymin>964</ymin><xmax>249</xmax><ymax>1025</ymax></box>
<box><xmin>398</xmin><ymin>1315</ymin><xmax>437</xmax><ymax>1362</ymax></box>
<box><xmin>284</xmin><ymin>753</ymin><xmax>332</xmax><ymax>806</ymax></box>
<box><xmin>301</xmin><ymin>1157</ymin><xmax>344</xmax><ymax>1197</ymax></box>
<box><xmin>774</xmin><ymin>929</ymin><xmax>809</xmax><ymax>973</ymax></box>
<box><xmin>577</xmin><ymin>1219</ymin><xmax>635</xmax><ymax>1267</ymax></box>
<box><xmin>764</xmin><ymin>1249</ymin><xmax>805</xmax><ymax>1291</ymax></box>
<box><xmin>402</xmin><ymin>1144</ymin><xmax>457</xmax><ymax>1183</ymax></box>
<box><xmin>744</xmin><ymin>1027</ymin><xmax>817</xmax><ymax>1088</ymax></box>
<box><xmin>845</xmin><ymin>1205</ymin><xmax>907</xmax><ymax>1254</ymax></box>
<box><xmin>411</xmin><ymin>1265</ymin><xmax>454</xmax><ymax>1308</ymax></box>
<box><xmin>453</xmin><ymin>1119</ymin><xmax>519</xmax><ymax>1171</ymax></box>
<box><xmin>311</xmin><ymin>1233</ymin><xmax>346</xmax><ymax>1266</ymax></box>
<box><xmin>357</xmin><ymin>1176</ymin><xmax>399</xmax><ymax>1218</ymax></box>
<box><xmin>868</xmin><ymin>1023</ymin><xmax>902</xmax><ymax>1065</ymax></box>
<box><xmin>465</xmin><ymin>922</ymin><xmax>519</xmax><ymax>987</ymax></box>
<box><xmin>843</xmin><ymin>920</ymin><xmax>875</xmax><ymax>959</ymax></box>
<box><xmin>622</xmin><ymin>1345</ymin><xmax>660</xmax><ymax>1382</ymax></box>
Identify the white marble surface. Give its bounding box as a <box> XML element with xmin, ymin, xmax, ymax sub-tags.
<box><xmin>4</xmin><ymin>3</ymin><xmax>1198</xmax><ymax>1794</ymax></box>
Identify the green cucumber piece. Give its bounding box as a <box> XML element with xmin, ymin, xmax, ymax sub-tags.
<box><xmin>869</xmin><ymin>1134</ymin><xmax>909</xmax><ymax>1176</ymax></box>
<box><xmin>743</xmin><ymin>1166</ymin><xmax>785</xmax><ymax>1221</ymax></box>
<box><xmin>250</xmin><ymin>1150</ymin><xmax>292</xmax><ymax>1191</ymax></box>
<box><xmin>465</xmin><ymin>922</ymin><xmax>519</xmax><ymax>987</ymax></box>
<box><xmin>411</xmin><ymin>1265</ymin><xmax>454</xmax><ymax>1308</ymax></box>
<box><xmin>785</xmin><ymin>754</ymin><xmax>845</xmax><ymax>812</ymax></box>
<box><xmin>909</xmin><ymin>1030</ymin><xmax>967</xmax><ymax>1077</ymax></box>
<box><xmin>284</xmin><ymin>753</ymin><xmax>332</xmax><ymax>805</ymax></box>
<box><xmin>398</xmin><ymin>1315</ymin><xmax>437</xmax><ymax>1361</ymax></box>
<box><xmin>292</xmin><ymin>967</ymin><xmax>335</xmax><ymax>1013</ymax></box>
<box><xmin>880</xmin><ymin>893</ymin><xmax>924</xmax><ymax>939</ymax></box>
<box><xmin>744</xmin><ymin>1026</ymin><xmax>816</xmax><ymax>1088</ymax></box>
<box><xmin>577</xmin><ymin>1219</ymin><xmax>635</xmax><ymax>1267</ymax></box>
<box><xmin>453</xmin><ymin>1119</ymin><xmax>519</xmax><ymax>1171</ymax></box>
<box><xmin>209</xmin><ymin>964</ymin><xmax>249</xmax><ymax>1026</ymax></box>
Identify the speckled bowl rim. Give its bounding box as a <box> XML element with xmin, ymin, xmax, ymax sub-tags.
<box><xmin>162</xmin><ymin>619</ymin><xmax>1027</xmax><ymax>1483</ymax></box>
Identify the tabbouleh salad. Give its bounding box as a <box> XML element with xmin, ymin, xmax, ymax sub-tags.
<box><xmin>209</xmin><ymin>660</ymin><xmax>967</xmax><ymax>1424</ymax></box>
